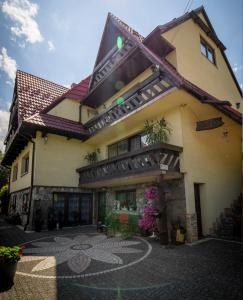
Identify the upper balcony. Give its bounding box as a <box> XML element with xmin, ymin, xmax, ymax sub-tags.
<box><xmin>77</xmin><ymin>143</ymin><xmax>182</xmax><ymax>188</ymax></box>
<box><xmin>90</xmin><ymin>38</ymin><xmax>135</xmax><ymax>92</ymax></box>
<box><xmin>85</xmin><ymin>70</ymin><xmax>175</xmax><ymax>136</ymax></box>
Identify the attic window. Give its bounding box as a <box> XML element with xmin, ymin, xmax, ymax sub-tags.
<box><xmin>200</xmin><ymin>38</ymin><xmax>216</xmax><ymax>65</ymax></box>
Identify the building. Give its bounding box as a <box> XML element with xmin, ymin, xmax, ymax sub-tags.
<box><xmin>2</xmin><ymin>6</ymin><xmax>242</xmax><ymax>241</ymax></box>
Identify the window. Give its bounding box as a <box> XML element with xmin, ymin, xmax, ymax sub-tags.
<box><xmin>21</xmin><ymin>153</ymin><xmax>29</xmax><ymax>175</ymax></box>
<box><xmin>116</xmin><ymin>190</ymin><xmax>136</xmax><ymax>211</ymax></box>
<box><xmin>22</xmin><ymin>193</ymin><xmax>29</xmax><ymax>213</ymax></box>
<box><xmin>12</xmin><ymin>164</ymin><xmax>18</xmax><ymax>181</ymax></box>
<box><xmin>200</xmin><ymin>38</ymin><xmax>216</xmax><ymax>64</ymax></box>
<box><xmin>117</xmin><ymin>139</ymin><xmax>128</xmax><ymax>155</ymax></box>
<box><xmin>12</xmin><ymin>195</ymin><xmax>17</xmax><ymax>211</ymax></box>
<box><xmin>108</xmin><ymin>132</ymin><xmax>149</xmax><ymax>158</ymax></box>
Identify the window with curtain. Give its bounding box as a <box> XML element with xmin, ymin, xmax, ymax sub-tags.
<box><xmin>116</xmin><ymin>190</ymin><xmax>137</xmax><ymax>211</ymax></box>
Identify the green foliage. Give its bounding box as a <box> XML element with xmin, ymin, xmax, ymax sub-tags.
<box><xmin>0</xmin><ymin>150</ymin><xmax>10</xmax><ymax>189</ymax></box>
<box><xmin>105</xmin><ymin>212</ymin><xmax>140</xmax><ymax>238</ymax></box>
<box><xmin>0</xmin><ymin>246</ymin><xmax>23</xmax><ymax>263</ymax></box>
<box><xmin>84</xmin><ymin>149</ymin><xmax>100</xmax><ymax>164</ymax></box>
<box><xmin>0</xmin><ymin>184</ymin><xmax>9</xmax><ymax>214</ymax></box>
<box><xmin>144</xmin><ymin>117</ymin><xmax>171</xmax><ymax>145</ymax></box>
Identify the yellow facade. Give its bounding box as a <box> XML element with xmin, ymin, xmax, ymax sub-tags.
<box><xmin>7</xmin><ymin>9</ymin><xmax>242</xmax><ymax>236</ymax></box>
<box><xmin>34</xmin><ymin>132</ymin><xmax>94</xmax><ymax>187</ymax></box>
<box><xmin>48</xmin><ymin>98</ymin><xmax>80</xmax><ymax>122</ymax></box>
<box><xmin>10</xmin><ymin>142</ymin><xmax>33</xmax><ymax>193</ymax></box>
<box><xmin>162</xmin><ymin>17</ymin><xmax>242</xmax><ymax>110</ymax></box>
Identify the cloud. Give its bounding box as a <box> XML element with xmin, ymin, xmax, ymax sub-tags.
<box><xmin>240</xmin><ymin>83</ymin><xmax>243</xmax><ymax>90</ymax></box>
<box><xmin>47</xmin><ymin>40</ymin><xmax>55</xmax><ymax>52</ymax></box>
<box><xmin>6</xmin><ymin>80</ymin><xmax>13</xmax><ymax>86</ymax></box>
<box><xmin>0</xmin><ymin>47</ymin><xmax>17</xmax><ymax>82</ymax></box>
<box><xmin>0</xmin><ymin>110</ymin><xmax>10</xmax><ymax>152</ymax></box>
<box><xmin>233</xmin><ymin>63</ymin><xmax>243</xmax><ymax>73</ymax></box>
<box><xmin>1</xmin><ymin>0</ymin><xmax>43</xmax><ymax>44</ymax></box>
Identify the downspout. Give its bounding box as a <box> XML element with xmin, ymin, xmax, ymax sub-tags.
<box><xmin>24</xmin><ymin>139</ymin><xmax>35</xmax><ymax>231</ymax></box>
<box><xmin>18</xmin><ymin>133</ymin><xmax>35</xmax><ymax>231</ymax></box>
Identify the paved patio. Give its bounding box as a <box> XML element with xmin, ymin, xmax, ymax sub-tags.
<box><xmin>0</xmin><ymin>218</ymin><xmax>242</xmax><ymax>300</ymax></box>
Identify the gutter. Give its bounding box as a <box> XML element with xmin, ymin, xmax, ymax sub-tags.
<box><xmin>18</xmin><ymin>133</ymin><xmax>35</xmax><ymax>231</ymax></box>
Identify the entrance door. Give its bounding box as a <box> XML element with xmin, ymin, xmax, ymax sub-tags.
<box><xmin>98</xmin><ymin>192</ymin><xmax>106</xmax><ymax>223</ymax></box>
<box><xmin>80</xmin><ymin>194</ymin><xmax>93</xmax><ymax>225</ymax></box>
<box><xmin>53</xmin><ymin>193</ymin><xmax>93</xmax><ymax>226</ymax></box>
<box><xmin>194</xmin><ymin>184</ymin><xmax>203</xmax><ymax>238</ymax></box>
<box><xmin>68</xmin><ymin>194</ymin><xmax>80</xmax><ymax>225</ymax></box>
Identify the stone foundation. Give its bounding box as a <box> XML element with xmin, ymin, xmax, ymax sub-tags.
<box><xmin>103</xmin><ymin>178</ymin><xmax>187</xmax><ymax>241</ymax></box>
<box><xmin>29</xmin><ymin>186</ymin><xmax>92</xmax><ymax>230</ymax></box>
<box><xmin>9</xmin><ymin>188</ymin><xmax>30</xmax><ymax>226</ymax></box>
<box><xmin>186</xmin><ymin>213</ymin><xmax>198</xmax><ymax>242</ymax></box>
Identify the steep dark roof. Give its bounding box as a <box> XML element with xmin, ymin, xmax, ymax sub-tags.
<box><xmin>24</xmin><ymin>113</ymin><xmax>89</xmax><ymax>137</ymax></box>
<box><xmin>42</xmin><ymin>75</ymin><xmax>91</xmax><ymax>113</ymax></box>
<box><xmin>16</xmin><ymin>70</ymin><xmax>68</xmax><ymax>121</ymax></box>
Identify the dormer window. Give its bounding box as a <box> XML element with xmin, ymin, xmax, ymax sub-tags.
<box><xmin>200</xmin><ymin>38</ymin><xmax>216</xmax><ymax>65</ymax></box>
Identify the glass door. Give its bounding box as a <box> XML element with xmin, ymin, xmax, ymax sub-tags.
<box><xmin>80</xmin><ymin>194</ymin><xmax>93</xmax><ymax>225</ymax></box>
<box><xmin>98</xmin><ymin>192</ymin><xmax>106</xmax><ymax>223</ymax></box>
<box><xmin>68</xmin><ymin>194</ymin><xmax>80</xmax><ymax>225</ymax></box>
<box><xmin>53</xmin><ymin>193</ymin><xmax>65</xmax><ymax>226</ymax></box>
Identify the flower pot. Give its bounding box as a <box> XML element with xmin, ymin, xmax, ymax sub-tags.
<box><xmin>0</xmin><ymin>261</ymin><xmax>18</xmax><ymax>288</ymax></box>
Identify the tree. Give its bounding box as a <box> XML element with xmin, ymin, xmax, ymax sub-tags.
<box><xmin>0</xmin><ymin>150</ymin><xmax>10</xmax><ymax>189</ymax></box>
<box><xmin>0</xmin><ymin>184</ymin><xmax>9</xmax><ymax>215</ymax></box>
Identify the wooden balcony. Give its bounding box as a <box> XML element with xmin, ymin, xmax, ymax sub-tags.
<box><xmin>77</xmin><ymin>143</ymin><xmax>182</xmax><ymax>185</ymax></box>
<box><xmin>86</xmin><ymin>71</ymin><xmax>174</xmax><ymax>136</ymax></box>
<box><xmin>91</xmin><ymin>39</ymin><xmax>135</xmax><ymax>91</ymax></box>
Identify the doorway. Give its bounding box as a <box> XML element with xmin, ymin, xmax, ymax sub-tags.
<box><xmin>53</xmin><ymin>193</ymin><xmax>93</xmax><ymax>226</ymax></box>
<box><xmin>98</xmin><ymin>192</ymin><xmax>106</xmax><ymax>223</ymax></box>
<box><xmin>194</xmin><ymin>184</ymin><xmax>203</xmax><ymax>238</ymax></box>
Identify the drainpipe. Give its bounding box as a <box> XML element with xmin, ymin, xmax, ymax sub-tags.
<box><xmin>18</xmin><ymin>133</ymin><xmax>35</xmax><ymax>231</ymax></box>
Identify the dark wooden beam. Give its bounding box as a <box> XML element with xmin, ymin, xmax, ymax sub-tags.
<box><xmin>196</xmin><ymin>117</ymin><xmax>224</xmax><ymax>131</ymax></box>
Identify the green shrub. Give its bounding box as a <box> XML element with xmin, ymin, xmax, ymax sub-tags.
<box><xmin>0</xmin><ymin>246</ymin><xmax>24</xmax><ymax>263</ymax></box>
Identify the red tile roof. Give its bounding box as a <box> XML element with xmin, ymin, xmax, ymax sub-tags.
<box><xmin>16</xmin><ymin>70</ymin><xmax>68</xmax><ymax>121</ymax></box>
<box><xmin>42</xmin><ymin>75</ymin><xmax>91</xmax><ymax>113</ymax></box>
<box><xmin>24</xmin><ymin>113</ymin><xmax>89</xmax><ymax>136</ymax></box>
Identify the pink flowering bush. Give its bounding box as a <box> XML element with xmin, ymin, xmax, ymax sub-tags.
<box><xmin>138</xmin><ymin>186</ymin><xmax>160</xmax><ymax>233</ymax></box>
<box><xmin>138</xmin><ymin>206</ymin><xmax>158</xmax><ymax>232</ymax></box>
<box><xmin>144</xmin><ymin>186</ymin><xmax>159</xmax><ymax>201</ymax></box>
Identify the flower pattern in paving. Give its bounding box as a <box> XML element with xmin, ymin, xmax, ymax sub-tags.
<box><xmin>18</xmin><ymin>234</ymin><xmax>151</xmax><ymax>278</ymax></box>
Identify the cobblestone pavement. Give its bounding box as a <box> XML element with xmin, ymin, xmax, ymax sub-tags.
<box><xmin>0</xmin><ymin>218</ymin><xmax>242</xmax><ymax>300</ymax></box>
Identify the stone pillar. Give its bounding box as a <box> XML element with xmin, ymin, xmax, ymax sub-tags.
<box><xmin>157</xmin><ymin>175</ymin><xmax>169</xmax><ymax>245</ymax></box>
<box><xmin>186</xmin><ymin>213</ymin><xmax>198</xmax><ymax>242</ymax></box>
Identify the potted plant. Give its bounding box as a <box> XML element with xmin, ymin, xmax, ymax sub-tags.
<box><xmin>0</xmin><ymin>245</ymin><xmax>25</xmax><ymax>288</ymax></box>
<box><xmin>143</xmin><ymin>117</ymin><xmax>171</xmax><ymax>145</ymax></box>
<box><xmin>84</xmin><ymin>148</ymin><xmax>100</xmax><ymax>164</ymax></box>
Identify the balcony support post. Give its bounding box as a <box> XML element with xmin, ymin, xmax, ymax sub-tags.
<box><xmin>157</xmin><ymin>175</ymin><xmax>169</xmax><ymax>245</ymax></box>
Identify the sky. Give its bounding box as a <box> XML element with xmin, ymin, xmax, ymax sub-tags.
<box><xmin>0</xmin><ymin>0</ymin><xmax>242</xmax><ymax>151</ymax></box>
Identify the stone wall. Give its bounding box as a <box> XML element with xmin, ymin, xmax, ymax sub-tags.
<box><xmin>9</xmin><ymin>188</ymin><xmax>30</xmax><ymax>226</ymax></box>
<box><xmin>186</xmin><ymin>213</ymin><xmax>198</xmax><ymax>242</ymax></box>
<box><xmin>103</xmin><ymin>178</ymin><xmax>188</xmax><ymax>240</ymax></box>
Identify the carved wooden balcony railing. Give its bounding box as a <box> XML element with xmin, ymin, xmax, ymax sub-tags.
<box><xmin>91</xmin><ymin>39</ymin><xmax>135</xmax><ymax>91</ymax></box>
<box><xmin>86</xmin><ymin>71</ymin><xmax>174</xmax><ymax>135</ymax></box>
<box><xmin>77</xmin><ymin>143</ymin><xmax>182</xmax><ymax>185</ymax></box>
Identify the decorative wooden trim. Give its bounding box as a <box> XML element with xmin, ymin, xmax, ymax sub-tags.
<box><xmin>77</xmin><ymin>143</ymin><xmax>181</xmax><ymax>185</ymax></box>
<box><xmin>196</xmin><ymin>117</ymin><xmax>224</xmax><ymax>131</ymax></box>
